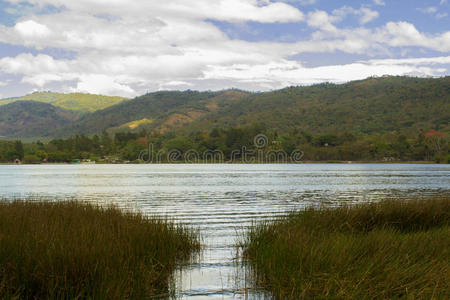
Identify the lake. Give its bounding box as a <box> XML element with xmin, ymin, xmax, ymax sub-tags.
<box><xmin>1</xmin><ymin>164</ymin><xmax>449</xmax><ymax>299</ymax></box>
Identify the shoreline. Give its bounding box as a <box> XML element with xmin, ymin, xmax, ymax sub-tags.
<box><xmin>0</xmin><ymin>161</ymin><xmax>445</xmax><ymax>165</ymax></box>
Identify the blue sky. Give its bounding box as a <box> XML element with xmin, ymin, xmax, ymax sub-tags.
<box><xmin>0</xmin><ymin>0</ymin><xmax>448</xmax><ymax>98</ymax></box>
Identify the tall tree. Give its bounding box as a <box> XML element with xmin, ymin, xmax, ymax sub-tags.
<box><xmin>14</xmin><ymin>140</ymin><xmax>24</xmax><ymax>160</ymax></box>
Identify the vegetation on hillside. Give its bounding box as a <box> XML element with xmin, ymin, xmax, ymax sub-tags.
<box><xmin>242</xmin><ymin>196</ymin><xmax>450</xmax><ymax>299</ymax></box>
<box><xmin>216</xmin><ymin>76</ymin><xmax>449</xmax><ymax>134</ymax></box>
<box><xmin>72</xmin><ymin>90</ymin><xmax>240</xmax><ymax>135</ymax></box>
<box><xmin>0</xmin><ymin>91</ymin><xmax>128</xmax><ymax>113</ymax></box>
<box><xmin>1</xmin><ymin>123</ymin><xmax>448</xmax><ymax>163</ymax></box>
<box><xmin>69</xmin><ymin>76</ymin><xmax>450</xmax><ymax>136</ymax></box>
<box><xmin>0</xmin><ymin>76</ymin><xmax>448</xmax><ymax>139</ymax></box>
<box><xmin>0</xmin><ymin>101</ymin><xmax>79</xmax><ymax>138</ymax></box>
<box><xmin>0</xmin><ymin>200</ymin><xmax>200</xmax><ymax>299</ymax></box>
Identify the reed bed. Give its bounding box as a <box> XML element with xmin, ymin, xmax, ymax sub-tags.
<box><xmin>0</xmin><ymin>199</ymin><xmax>200</xmax><ymax>299</ymax></box>
<box><xmin>243</xmin><ymin>196</ymin><xmax>450</xmax><ymax>299</ymax></box>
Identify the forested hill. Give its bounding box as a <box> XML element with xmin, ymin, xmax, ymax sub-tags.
<box><xmin>0</xmin><ymin>76</ymin><xmax>449</xmax><ymax>139</ymax></box>
<box><xmin>71</xmin><ymin>89</ymin><xmax>251</xmax><ymax>135</ymax></box>
<box><xmin>0</xmin><ymin>101</ymin><xmax>78</xmax><ymax>138</ymax></box>
<box><xmin>71</xmin><ymin>76</ymin><xmax>449</xmax><ymax>136</ymax></box>
<box><xmin>210</xmin><ymin>76</ymin><xmax>449</xmax><ymax>134</ymax></box>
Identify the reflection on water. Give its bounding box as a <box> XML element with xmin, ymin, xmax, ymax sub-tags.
<box><xmin>1</xmin><ymin>164</ymin><xmax>449</xmax><ymax>299</ymax></box>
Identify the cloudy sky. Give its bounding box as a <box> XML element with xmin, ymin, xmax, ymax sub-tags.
<box><xmin>0</xmin><ymin>0</ymin><xmax>449</xmax><ymax>98</ymax></box>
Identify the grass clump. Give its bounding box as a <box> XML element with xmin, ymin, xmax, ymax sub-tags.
<box><xmin>243</xmin><ymin>197</ymin><xmax>450</xmax><ymax>299</ymax></box>
<box><xmin>0</xmin><ymin>200</ymin><xmax>200</xmax><ymax>299</ymax></box>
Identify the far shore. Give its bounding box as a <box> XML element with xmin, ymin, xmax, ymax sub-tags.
<box><xmin>0</xmin><ymin>160</ymin><xmax>445</xmax><ymax>165</ymax></box>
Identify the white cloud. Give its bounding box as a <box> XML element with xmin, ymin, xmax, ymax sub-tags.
<box><xmin>373</xmin><ymin>0</ymin><xmax>385</xmax><ymax>6</ymax></box>
<box><xmin>204</xmin><ymin>56</ymin><xmax>450</xmax><ymax>88</ymax></box>
<box><xmin>365</xmin><ymin>56</ymin><xmax>450</xmax><ymax>66</ymax></box>
<box><xmin>0</xmin><ymin>54</ymin><xmax>69</xmax><ymax>76</ymax></box>
<box><xmin>359</xmin><ymin>8</ymin><xmax>379</xmax><ymax>24</ymax></box>
<box><xmin>417</xmin><ymin>6</ymin><xmax>448</xmax><ymax>19</ymax></box>
<box><xmin>0</xmin><ymin>51</ymin><xmax>449</xmax><ymax>96</ymax></box>
<box><xmin>281</xmin><ymin>0</ymin><xmax>317</xmax><ymax>5</ymax></box>
<box><xmin>162</xmin><ymin>81</ymin><xmax>193</xmax><ymax>87</ymax></box>
<box><xmin>14</xmin><ymin>20</ymin><xmax>51</xmax><ymax>38</ymax></box>
<box><xmin>307</xmin><ymin>10</ymin><xmax>337</xmax><ymax>32</ymax></box>
<box><xmin>417</xmin><ymin>7</ymin><xmax>438</xmax><ymax>14</ymax></box>
<box><xmin>4</xmin><ymin>0</ymin><xmax>304</xmax><ymax>23</ymax></box>
<box><xmin>74</xmin><ymin>74</ymin><xmax>136</xmax><ymax>96</ymax></box>
<box><xmin>332</xmin><ymin>6</ymin><xmax>379</xmax><ymax>25</ymax></box>
<box><xmin>381</xmin><ymin>22</ymin><xmax>450</xmax><ymax>52</ymax></box>
<box><xmin>0</xmin><ymin>0</ymin><xmax>449</xmax><ymax>96</ymax></box>
<box><xmin>159</xmin><ymin>81</ymin><xmax>194</xmax><ymax>90</ymax></box>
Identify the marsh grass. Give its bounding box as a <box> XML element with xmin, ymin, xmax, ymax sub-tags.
<box><xmin>243</xmin><ymin>197</ymin><xmax>450</xmax><ymax>299</ymax></box>
<box><xmin>0</xmin><ymin>199</ymin><xmax>200</xmax><ymax>299</ymax></box>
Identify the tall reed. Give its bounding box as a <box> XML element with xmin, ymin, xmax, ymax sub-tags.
<box><xmin>243</xmin><ymin>196</ymin><xmax>450</xmax><ymax>299</ymax></box>
<box><xmin>0</xmin><ymin>199</ymin><xmax>200</xmax><ymax>299</ymax></box>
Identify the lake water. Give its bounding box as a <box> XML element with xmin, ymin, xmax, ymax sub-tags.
<box><xmin>1</xmin><ymin>164</ymin><xmax>449</xmax><ymax>299</ymax></box>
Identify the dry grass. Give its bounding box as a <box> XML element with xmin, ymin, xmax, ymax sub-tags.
<box><xmin>0</xmin><ymin>200</ymin><xmax>200</xmax><ymax>299</ymax></box>
<box><xmin>243</xmin><ymin>196</ymin><xmax>450</xmax><ymax>299</ymax></box>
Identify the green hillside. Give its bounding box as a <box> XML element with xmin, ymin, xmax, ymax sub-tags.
<box><xmin>70</xmin><ymin>76</ymin><xmax>450</xmax><ymax>136</ymax></box>
<box><xmin>0</xmin><ymin>101</ymin><xmax>78</xmax><ymax>138</ymax></box>
<box><xmin>73</xmin><ymin>89</ymin><xmax>250</xmax><ymax>135</ymax></box>
<box><xmin>202</xmin><ymin>76</ymin><xmax>450</xmax><ymax>134</ymax></box>
<box><xmin>0</xmin><ymin>92</ymin><xmax>129</xmax><ymax>113</ymax></box>
<box><xmin>0</xmin><ymin>76</ymin><xmax>448</xmax><ymax>139</ymax></box>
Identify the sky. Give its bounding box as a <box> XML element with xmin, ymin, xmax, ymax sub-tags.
<box><xmin>0</xmin><ymin>0</ymin><xmax>449</xmax><ymax>98</ymax></box>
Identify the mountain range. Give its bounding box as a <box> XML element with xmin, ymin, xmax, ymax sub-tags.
<box><xmin>0</xmin><ymin>76</ymin><xmax>449</xmax><ymax>139</ymax></box>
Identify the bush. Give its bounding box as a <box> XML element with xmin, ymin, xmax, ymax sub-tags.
<box><xmin>47</xmin><ymin>151</ymin><xmax>73</xmax><ymax>162</ymax></box>
<box><xmin>23</xmin><ymin>154</ymin><xmax>41</xmax><ymax>164</ymax></box>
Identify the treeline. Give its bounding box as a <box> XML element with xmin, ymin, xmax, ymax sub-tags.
<box><xmin>0</xmin><ymin>125</ymin><xmax>448</xmax><ymax>163</ymax></box>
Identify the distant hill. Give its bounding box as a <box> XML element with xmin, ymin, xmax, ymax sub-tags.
<box><xmin>0</xmin><ymin>76</ymin><xmax>448</xmax><ymax>139</ymax></box>
<box><xmin>0</xmin><ymin>101</ymin><xmax>78</xmax><ymax>138</ymax></box>
<box><xmin>72</xmin><ymin>89</ymin><xmax>250</xmax><ymax>135</ymax></box>
<box><xmin>69</xmin><ymin>76</ymin><xmax>449</xmax><ymax>136</ymax></box>
<box><xmin>0</xmin><ymin>92</ymin><xmax>129</xmax><ymax>113</ymax></box>
<box><xmin>203</xmin><ymin>76</ymin><xmax>450</xmax><ymax>134</ymax></box>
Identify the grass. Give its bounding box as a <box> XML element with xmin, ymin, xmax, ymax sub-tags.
<box><xmin>0</xmin><ymin>200</ymin><xmax>200</xmax><ymax>299</ymax></box>
<box><xmin>0</xmin><ymin>92</ymin><xmax>129</xmax><ymax>113</ymax></box>
<box><xmin>243</xmin><ymin>197</ymin><xmax>450</xmax><ymax>299</ymax></box>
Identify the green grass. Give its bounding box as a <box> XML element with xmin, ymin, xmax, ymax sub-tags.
<box><xmin>0</xmin><ymin>200</ymin><xmax>200</xmax><ymax>299</ymax></box>
<box><xmin>0</xmin><ymin>92</ymin><xmax>129</xmax><ymax>113</ymax></box>
<box><xmin>243</xmin><ymin>197</ymin><xmax>450</xmax><ymax>299</ymax></box>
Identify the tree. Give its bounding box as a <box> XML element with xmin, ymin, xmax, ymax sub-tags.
<box><xmin>313</xmin><ymin>134</ymin><xmax>338</xmax><ymax>147</ymax></box>
<box><xmin>210</xmin><ymin>128</ymin><xmax>221</xmax><ymax>138</ymax></box>
<box><xmin>14</xmin><ymin>141</ymin><xmax>24</xmax><ymax>160</ymax></box>
<box><xmin>165</xmin><ymin>137</ymin><xmax>193</xmax><ymax>153</ymax></box>
<box><xmin>424</xmin><ymin>130</ymin><xmax>447</xmax><ymax>159</ymax></box>
<box><xmin>47</xmin><ymin>151</ymin><xmax>72</xmax><ymax>163</ymax></box>
<box><xmin>37</xmin><ymin>150</ymin><xmax>48</xmax><ymax>161</ymax></box>
<box><xmin>101</xmin><ymin>131</ymin><xmax>113</xmax><ymax>153</ymax></box>
<box><xmin>23</xmin><ymin>154</ymin><xmax>41</xmax><ymax>164</ymax></box>
<box><xmin>393</xmin><ymin>135</ymin><xmax>411</xmax><ymax>159</ymax></box>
